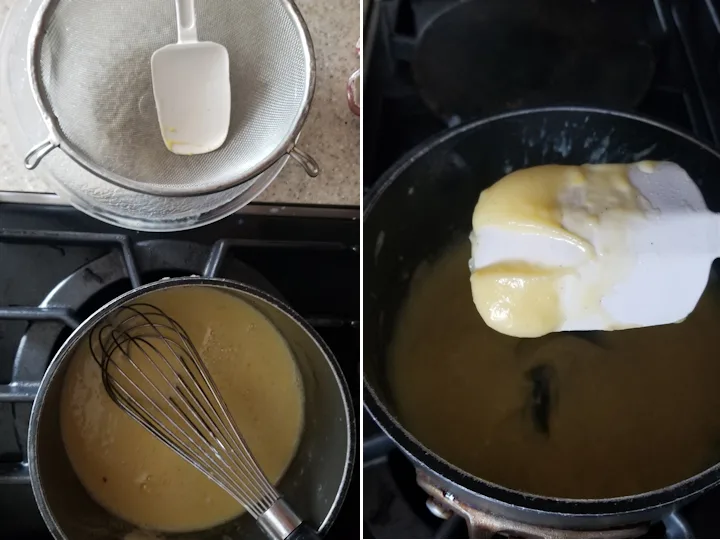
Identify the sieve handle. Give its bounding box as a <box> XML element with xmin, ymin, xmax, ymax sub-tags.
<box><xmin>289</xmin><ymin>147</ymin><xmax>320</xmax><ymax>178</ymax></box>
<box><xmin>24</xmin><ymin>138</ymin><xmax>58</xmax><ymax>170</ymax></box>
<box><xmin>175</xmin><ymin>0</ymin><xmax>198</xmax><ymax>44</ymax></box>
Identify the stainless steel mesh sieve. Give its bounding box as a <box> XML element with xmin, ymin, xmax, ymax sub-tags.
<box><xmin>24</xmin><ymin>0</ymin><xmax>318</xmax><ymax>197</ymax></box>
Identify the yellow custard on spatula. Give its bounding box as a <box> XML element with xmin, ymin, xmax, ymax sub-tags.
<box><xmin>470</xmin><ymin>163</ymin><xmax>650</xmax><ymax>338</ymax></box>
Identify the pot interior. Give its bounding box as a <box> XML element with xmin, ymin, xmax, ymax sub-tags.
<box><xmin>364</xmin><ymin>109</ymin><xmax>720</xmax><ymax>512</ymax></box>
<box><xmin>31</xmin><ymin>281</ymin><xmax>353</xmax><ymax>540</ymax></box>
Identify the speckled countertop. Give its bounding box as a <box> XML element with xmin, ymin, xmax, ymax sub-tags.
<box><xmin>0</xmin><ymin>0</ymin><xmax>360</xmax><ymax>206</ymax></box>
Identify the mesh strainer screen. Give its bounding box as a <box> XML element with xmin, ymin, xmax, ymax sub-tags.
<box><xmin>33</xmin><ymin>0</ymin><xmax>312</xmax><ymax>196</ymax></box>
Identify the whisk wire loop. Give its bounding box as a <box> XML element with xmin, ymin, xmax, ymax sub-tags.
<box><xmin>89</xmin><ymin>303</ymin><xmax>280</xmax><ymax>519</ymax></box>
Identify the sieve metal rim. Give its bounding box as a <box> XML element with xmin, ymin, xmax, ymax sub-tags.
<box><xmin>23</xmin><ymin>0</ymin><xmax>318</xmax><ymax>198</ymax></box>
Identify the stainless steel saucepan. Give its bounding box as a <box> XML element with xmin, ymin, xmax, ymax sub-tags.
<box><xmin>29</xmin><ymin>277</ymin><xmax>355</xmax><ymax>540</ymax></box>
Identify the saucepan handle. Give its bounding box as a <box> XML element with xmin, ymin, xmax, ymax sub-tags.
<box><xmin>347</xmin><ymin>38</ymin><xmax>360</xmax><ymax>116</ymax></box>
<box><xmin>416</xmin><ymin>472</ymin><xmax>649</xmax><ymax>539</ymax></box>
<box><xmin>347</xmin><ymin>68</ymin><xmax>360</xmax><ymax>116</ymax></box>
<box><xmin>285</xmin><ymin>522</ymin><xmax>322</xmax><ymax>540</ymax></box>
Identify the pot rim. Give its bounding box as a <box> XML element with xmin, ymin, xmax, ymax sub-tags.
<box><xmin>29</xmin><ymin>276</ymin><xmax>356</xmax><ymax>538</ymax></box>
<box><xmin>364</xmin><ymin>105</ymin><xmax>720</xmax><ymax>214</ymax></box>
<box><xmin>363</xmin><ymin>105</ymin><xmax>720</xmax><ymax>519</ymax></box>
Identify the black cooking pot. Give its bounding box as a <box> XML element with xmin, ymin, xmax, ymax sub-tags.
<box><xmin>363</xmin><ymin>107</ymin><xmax>720</xmax><ymax>533</ymax></box>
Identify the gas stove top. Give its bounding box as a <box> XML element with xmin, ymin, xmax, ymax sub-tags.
<box><xmin>364</xmin><ymin>0</ymin><xmax>720</xmax><ymax>189</ymax></box>
<box><xmin>363</xmin><ymin>0</ymin><xmax>720</xmax><ymax>537</ymax></box>
<box><xmin>0</xmin><ymin>194</ymin><xmax>359</xmax><ymax>539</ymax></box>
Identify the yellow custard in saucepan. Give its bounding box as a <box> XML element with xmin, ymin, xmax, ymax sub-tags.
<box><xmin>60</xmin><ymin>287</ymin><xmax>304</xmax><ymax>533</ymax></box>
<box><xmin>389</xmin><ymin>241</ymin><xmax>720</xmax><ymax>498</ymax></box>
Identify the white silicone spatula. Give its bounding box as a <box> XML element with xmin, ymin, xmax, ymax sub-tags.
<box><xmin>151</xmin><ymin>0</ymin><xmax>231</xmax><ymax>155</ymax></box>
<box><xmin>470</xmin><ymin>161</ymin><xmax>720</xmax><ymax>334</ymax></box>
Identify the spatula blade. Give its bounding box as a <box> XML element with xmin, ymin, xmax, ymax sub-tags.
<box><xmin>151</xmin><ymin>42</ymin><xmax>231</xmax><ymax>156</ymax></box>
<box><xmin>470</xmin><ymin>161</ymin><xmax>720</xmax><ymax>336</ymax></box>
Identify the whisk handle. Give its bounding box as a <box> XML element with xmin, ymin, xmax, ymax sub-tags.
<box><xmin>259</xmin><ymin>499</ymin><xmax>320</xmax><ymax>540</ymax></box>
<box><xmin>285</xmin><ymin>522</ymin><xmax>322</xmax><ymax>540</ymax></box>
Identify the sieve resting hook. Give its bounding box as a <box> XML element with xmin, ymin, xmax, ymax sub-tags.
<box><xmin>24</xmin><ymin>137</ymin><xmax>59</xmax><ymax>170</ymax></box>
<box><xmin>289</xmin><ymin>146</ymin><xmax>320</xmax><ymax>177</ymax></box>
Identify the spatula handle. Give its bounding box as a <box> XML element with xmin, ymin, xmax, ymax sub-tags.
<box><xmin>175</xmin><ymin>0</ymin><xmax>198</xmax><ymax>44</ymax></box>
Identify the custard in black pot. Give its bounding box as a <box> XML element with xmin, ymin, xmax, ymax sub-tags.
<box><xmin>364</xmin><ymin>107</ymin><xmax>720</xmax><ymax>531</ymax></box>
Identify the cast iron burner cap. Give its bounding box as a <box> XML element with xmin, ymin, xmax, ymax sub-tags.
<box><xmin>413</xmin><ymin>0</ymin><xmax>656</xmax><ymax>121</ymax></box>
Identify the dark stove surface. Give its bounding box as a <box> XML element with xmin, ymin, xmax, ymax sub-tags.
<box><xmin>364</xmin><ymin>0</ymin><xmax>720</xmax><ymax>537</ymax></box>
<box><xmin>364</xmin><ymin>0</ymin><xmax>720</xmax><ymax>187</ymax></box>
<box><xmin>0</xmin><ymin>198</ymin><xmax>360</xmax><ymax>539</ymax></box>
